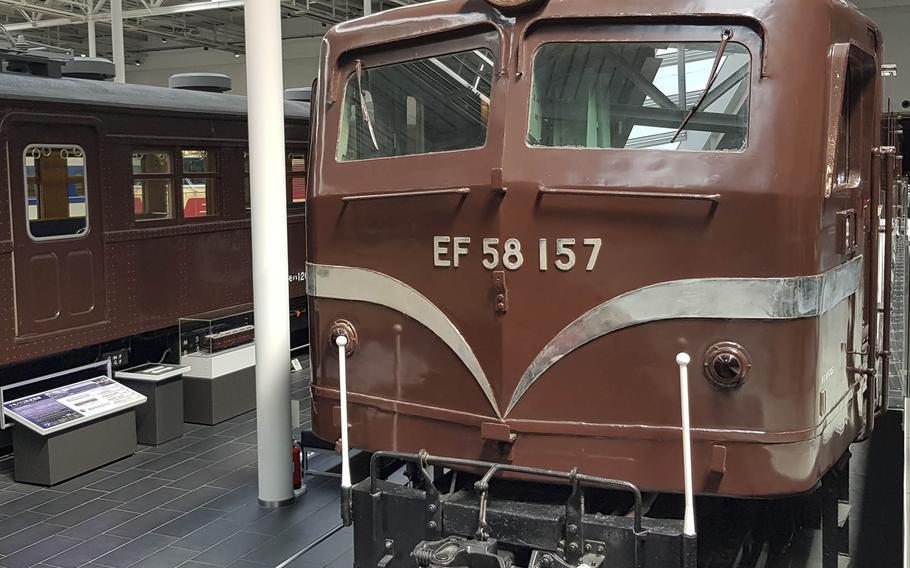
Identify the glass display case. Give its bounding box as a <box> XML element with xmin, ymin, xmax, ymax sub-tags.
<box><xmin>179</xmin><ymin>304</ymin><xmax>254</xmax><ymax>357</ymax></box>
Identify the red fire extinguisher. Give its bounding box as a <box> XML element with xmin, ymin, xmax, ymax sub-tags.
<box><xmin>292</xmin><ymin>442</ymin><xmax>302</xmax><ymax>490</ymax></box>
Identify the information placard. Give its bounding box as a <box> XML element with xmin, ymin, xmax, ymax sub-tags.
<box><xmin>115</xmin><ymin>364</ymin><xmax>190</xmax><ymax>383</ymax></box>
<box><xmin>3</xmin><ymin>376</ymin><xmax>147</xmax><ymax>435</ymax></box>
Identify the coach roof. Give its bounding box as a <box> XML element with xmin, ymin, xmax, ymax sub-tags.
<box><xmin>0</xmin><ymin>71</ymin><xmax>310</xmax><ymax>120</ymax></box>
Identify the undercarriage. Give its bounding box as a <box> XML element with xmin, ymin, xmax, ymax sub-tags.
<box><xmin>350</xmin><ymin>451</ymin><xmax>851</xmax><ymax>568</ymax></box>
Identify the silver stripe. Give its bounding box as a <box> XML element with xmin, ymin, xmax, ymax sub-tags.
<box><xmin>307</xmin><ymin>263</ymin><xmax>502</xmax><ymax>419</ymax></box>
<box><xmin>506</xmin><ymin>256</ymin><xmax>865</xmax><ymax>416</ymax></box>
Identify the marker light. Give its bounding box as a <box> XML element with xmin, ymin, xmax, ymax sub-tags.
<box><xmin>704</xmin><ymin>342</ymin><xmax>751</xmax><ymax>388</ymax></box>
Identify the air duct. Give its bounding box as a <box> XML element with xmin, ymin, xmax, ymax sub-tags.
<box><xmin>284</xmin><ymin>87</ymin><xmax>311</xmax><ymax>103</ymax></box>
<box><xmin>168</xmin><ymin>72</ymin><xmax>232</xmax><ymax>93</ymax></box>
<box><xmin>62</xmin><ymin>57</ymin><xmax>115</xmax><ymax>81</ymax></box>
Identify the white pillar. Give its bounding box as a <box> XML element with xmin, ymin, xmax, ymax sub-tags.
<box><xmin>110</xmin><ymin>0</ymin><xmax>125</xmax><ymax>82</ymax></box>
<box><xmin>87</xmin><ymin>18</ymin><xmax>97</xmax><ymax>58</ymax></box>
<box><xmin>363</xmin><ymin>0</ymin><xmax>371</xmax><ymax>16</ymax></box>
<box><xmin>244</xmin><ymin>0</ymin><xmax>294</xmax><ymax>508</ymax></box>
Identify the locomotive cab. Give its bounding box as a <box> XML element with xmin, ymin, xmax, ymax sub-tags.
<box><xmin>306</xmin><ymin>1</ymin><xmax>891</xmax><ymax>566</ymax></box>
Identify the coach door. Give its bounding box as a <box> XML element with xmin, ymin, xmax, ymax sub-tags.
<box><xmin>7</xmin><ymin>121</ymin><xmax>106</xmax><ymax>338</ymax></box>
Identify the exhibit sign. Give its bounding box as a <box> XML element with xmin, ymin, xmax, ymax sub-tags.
<box><xmin>115</xmin><ymin>364</ymin><xmax>191</xmax><ymax>383</ymax></box>
<box><xmin>3</xmin><ymin>376</ymin><xmax>146</xmax><ymax>435</ymax></box>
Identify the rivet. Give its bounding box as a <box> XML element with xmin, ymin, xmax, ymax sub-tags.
<box><xmin>568</xmin><ymin>542</ymin><xmax>579</xmax><ymax>553</ymax></box>
<box><xmin>384</xmin><ymin>540</ymin><xmax>394</xmax><ymax>550</ymax></box>
<box><xmin>567</xmin><ymin>524</ymin><xmax>577</xmax><ymax>535</ymax></box>
<box><xmin>428</xmin><ymin>520</ymin><xmax>437</xmax><ymax>530</ymax></box>
<box><xmin>427</xmin><ymin>504</ymin><xmax>437</xmax><ymax>513</ymax></box>
<box><xmin>584</xmin><ymin>544</ymin><xmax>592</xmax><ymax>553</ymax></box>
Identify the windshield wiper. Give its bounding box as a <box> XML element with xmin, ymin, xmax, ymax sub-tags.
<box><xmin>671</xmin><ymin>28</ymin><xmax>734</xmax><ymax>143</ymax></box>
<box><xmin>355</xmin><ymin>59</ymin><xmax>380</xmax><ymax>151</ymax></box>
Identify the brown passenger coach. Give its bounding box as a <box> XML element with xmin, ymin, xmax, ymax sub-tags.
<box><xmin>0</xmin><ymin>56</ymin><xmax>310</xmax><ymax>380</ymax></box>
<box><xmin>306</xmin><ymin>0</ymin><xmax>899</xmax><ymax>566</ymax></box>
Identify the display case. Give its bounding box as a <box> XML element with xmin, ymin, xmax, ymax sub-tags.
<box><xmin>179</xmin><ymin>305</ymin><xmax>257</xmax><ymax>425</ymax></box>
<box><xmin>180</xmin><ymin>304</ymin><xmax>254</xmax><ymax>357</ymax></box>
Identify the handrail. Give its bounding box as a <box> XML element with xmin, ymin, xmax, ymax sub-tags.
<box><xmin>539</xmin><ymin>186</ymin><xmax>720</xmax><ymax>204</ymax></box>
<box><xmin>341</xmin><ymin>187</ymin><xmax>470</xmax><ymax>202</ymax></box>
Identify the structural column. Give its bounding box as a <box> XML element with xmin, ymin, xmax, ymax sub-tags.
<box><xmin>244</xmin><ymin>0</ymin><xmax>294</xmax><ymax>508</ymax></box>
<box><xmin>87</xmin><ymin>18</ymin><xmax>97</xmax><ymax>58</ymax></box>
<box><xmin>364</xmin><ymin>0</ymin><xmax>372</xmax><ymax>16</ymax></box>
<box><xmin>110</xmin><ymin>0</ymin><xmax>125</xmax><ymax>82</ymax></box>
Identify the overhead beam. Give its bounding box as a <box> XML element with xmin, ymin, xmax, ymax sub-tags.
<box><xmin>1</xmin><ymin>0</ymin><xmax>246</xmax><ymax>31</ymax></box>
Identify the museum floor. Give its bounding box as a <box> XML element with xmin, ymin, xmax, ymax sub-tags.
<box><xmin>0</xmin><ymin>364</ymin><xmax>350</xmax><ymax>568</ymax></box>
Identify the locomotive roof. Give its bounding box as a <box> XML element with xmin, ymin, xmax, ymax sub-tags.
<box><xmin>0</xmin><ymin>72</ymin><xmax>310</xmax><ymax>120</ymax></box>
<box><xmin>327</xmin><ymin>0</ymin><xmax>876</xmax><ymax>45</ymax></box>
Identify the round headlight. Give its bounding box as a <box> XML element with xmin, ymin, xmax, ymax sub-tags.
<box><xmin>704</xmin><ymin>342</ymin><xmax>751</xmax><ymax>388</ymax></box>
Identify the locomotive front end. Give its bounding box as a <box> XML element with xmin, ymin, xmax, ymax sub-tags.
<box><xmin>306</xmin><ymin>0</ymin><xmax>884</xmax><ymax>565</ymax></box>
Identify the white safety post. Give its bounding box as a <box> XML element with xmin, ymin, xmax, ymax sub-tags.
<box><xmin>676</xmin><ymin>352</ymin><xmax>696</xmax><ymax>537</ymax></box>
<box><xmin>245</xmin><ymin>0</ymin><xmax>294</xmax><ymax>508</ymax></box>
<box><xmin>110</xmin><ymin>0</ymin><xmax>125</xmax><ymax>82</ymax></box>
<box><xmin>336</xmin><ymin>336</ymin><xmax>352</xmax><ymax>490</ymax></box>
<box><xmin>87</xmin><ymin>19</ymin><xmax>97</xmax><ymax>58</ymax></box>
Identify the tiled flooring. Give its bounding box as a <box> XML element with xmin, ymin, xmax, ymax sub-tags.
<box><xmin>0</xmin><ymin>365</ymin><xmax>352</xmax><ymax>568</ymax></box>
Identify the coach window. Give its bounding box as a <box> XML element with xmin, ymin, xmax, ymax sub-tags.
<box><xmin>287</xmin><ymin>152</ymin><xmax>307</xmax><ymax>204</ymax></box>
<box><xmin>243</xmin><ymin>150</ymin><xmax>308</xmax><ymax>209</ymax></box>
<box><xmin>181</xmin><ymin>150</ymin><xmax>217</xmax><ymax>218</ymax></box>
<box><xmin>133</xmin><ymin>150</ymin><xmax>174</xmax><ymax>222</ymax></box>
<box><xmin>528</xmin><ymin>41</ymin><xmax>751</xmax><ymax>151</ymax></box>
<box><xmin>24</xmin><ymin>145</ymin><xmax>88</xmax><ymax>239</ymax></box>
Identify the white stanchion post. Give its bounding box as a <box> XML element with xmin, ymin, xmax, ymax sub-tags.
<box><xmin>336</xmin><ymin>336</ymin><xmax>351</xmax><ymax>490</ymax></box>
<box><xmin>110</xmin><ymin>0</ymin><xmax>125</xmax><ymax>82</ymax></box>
<box><xmin>87</xmin><ymin>19</ymin><xmax>97</xmax><ymax>59</ymax></box>
<box><xmin>245</xmin><ymin>0</ymin><xmax>293</xmax><ymax>508</ymax></box>
<box><xmin>677</xmin><ymin>352</ymin><xmax>696</xmax><ymax>537</ymax></box>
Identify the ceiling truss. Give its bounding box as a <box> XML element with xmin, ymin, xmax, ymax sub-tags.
<box><xmin>0</xmin><ymin>0</ymin><xmax>421</xmax><ymax>61</ymax></box>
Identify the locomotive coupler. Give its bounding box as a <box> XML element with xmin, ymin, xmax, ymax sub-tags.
<box><xmin>356</xmin><ymin>451</ymin><xmax>697</xmax><ymax>568</ymax></box>
<box><xmin>412</xmin><ymin>537</ymin><xmax>515</xmax><ymax>568</ymax></box>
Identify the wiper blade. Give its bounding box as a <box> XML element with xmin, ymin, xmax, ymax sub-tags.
<box><xmin>671</xmin><ymin>28</ymin><xmax>734</xmax><ymax>143</ymax></box>
<box><xmin>355</xmin><ymin>59</ymin><xmax>380</xmax><ymax>151</ymax></box>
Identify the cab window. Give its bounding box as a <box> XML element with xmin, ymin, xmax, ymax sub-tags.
<box><xmin>528</xmin><ymin>42</ymin><xmax>751</xmax><ymax>151</ymax></box>
<box><xmin>25</xmin><ymin>145</ymin><xmax>88</xmax><ymax>239</ymax></box>
<box><xmin>337</xmin><ymin>48</ymin><xmax>495</xmax><ymax>161</ymax></box>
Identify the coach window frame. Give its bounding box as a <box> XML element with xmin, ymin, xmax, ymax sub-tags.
<box><xmin>23</xmin><ymin>143</ymin><xmax>90</xmax><ymax>242</ymax></box>
<box><xmin>132</xmin><ymin>148</ymin><xmax>175</xmax><ymax>223</ymax></box>
<box><xmin>132</xmin><ymin>146</ymin><xmax>222</xmax><ymax>223</ymax></box>
<box><xmin>179</xmin><ymin>148</ymin><xmax>219</xmax><ymax>219</ymax></box>
<box><xmin>243</xmin><ymin>147</ymin><xmax>310</xmax><ymax>210</ymax></box>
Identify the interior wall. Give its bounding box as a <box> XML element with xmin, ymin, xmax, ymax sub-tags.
<box><xmin>125</xmin><ymin>36</ymin><xmax>322</xmax><ymax>95</ymax></box>
<box><xmin>856</xmin><ymin>1</ymin><xmax>910</xmax><ymax>109</ymax></box>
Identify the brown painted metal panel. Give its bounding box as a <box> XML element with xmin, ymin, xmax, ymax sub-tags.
<box><xmin>307</xmin><ymin>0</ymin><xmax>884</xmax><ymax>497</ymax></box>
<box><xmin>5</xmin><ymin>119</ymin><xmax>107</xmax><ymax>338</ymax></box>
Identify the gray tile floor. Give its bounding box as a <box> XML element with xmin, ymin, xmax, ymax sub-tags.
<box><xmin>0</xmin><ymin>364</ymin><xmax>351</xmax><ymax>568</ymax></box>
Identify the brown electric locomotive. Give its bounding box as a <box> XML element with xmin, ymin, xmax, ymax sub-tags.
<box><xmin>306</xmin><ymin>0</ymin><xmax>899</xmax><ymax>566</ymax></box>
<box><xmin>0</xmin><ymin>51</ymin><xmax>310</xmax><ymax>380</ymax></box>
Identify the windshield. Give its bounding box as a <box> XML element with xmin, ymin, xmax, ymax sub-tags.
<box><xmin>337</xmin><ymin>48</ymin><xmax>495</xmax><ymax>161</ymax></box>
<box><xmin>528</xmin><ymin>41</ymin><xmax>751</xmax><ymax>151</ymax></box>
